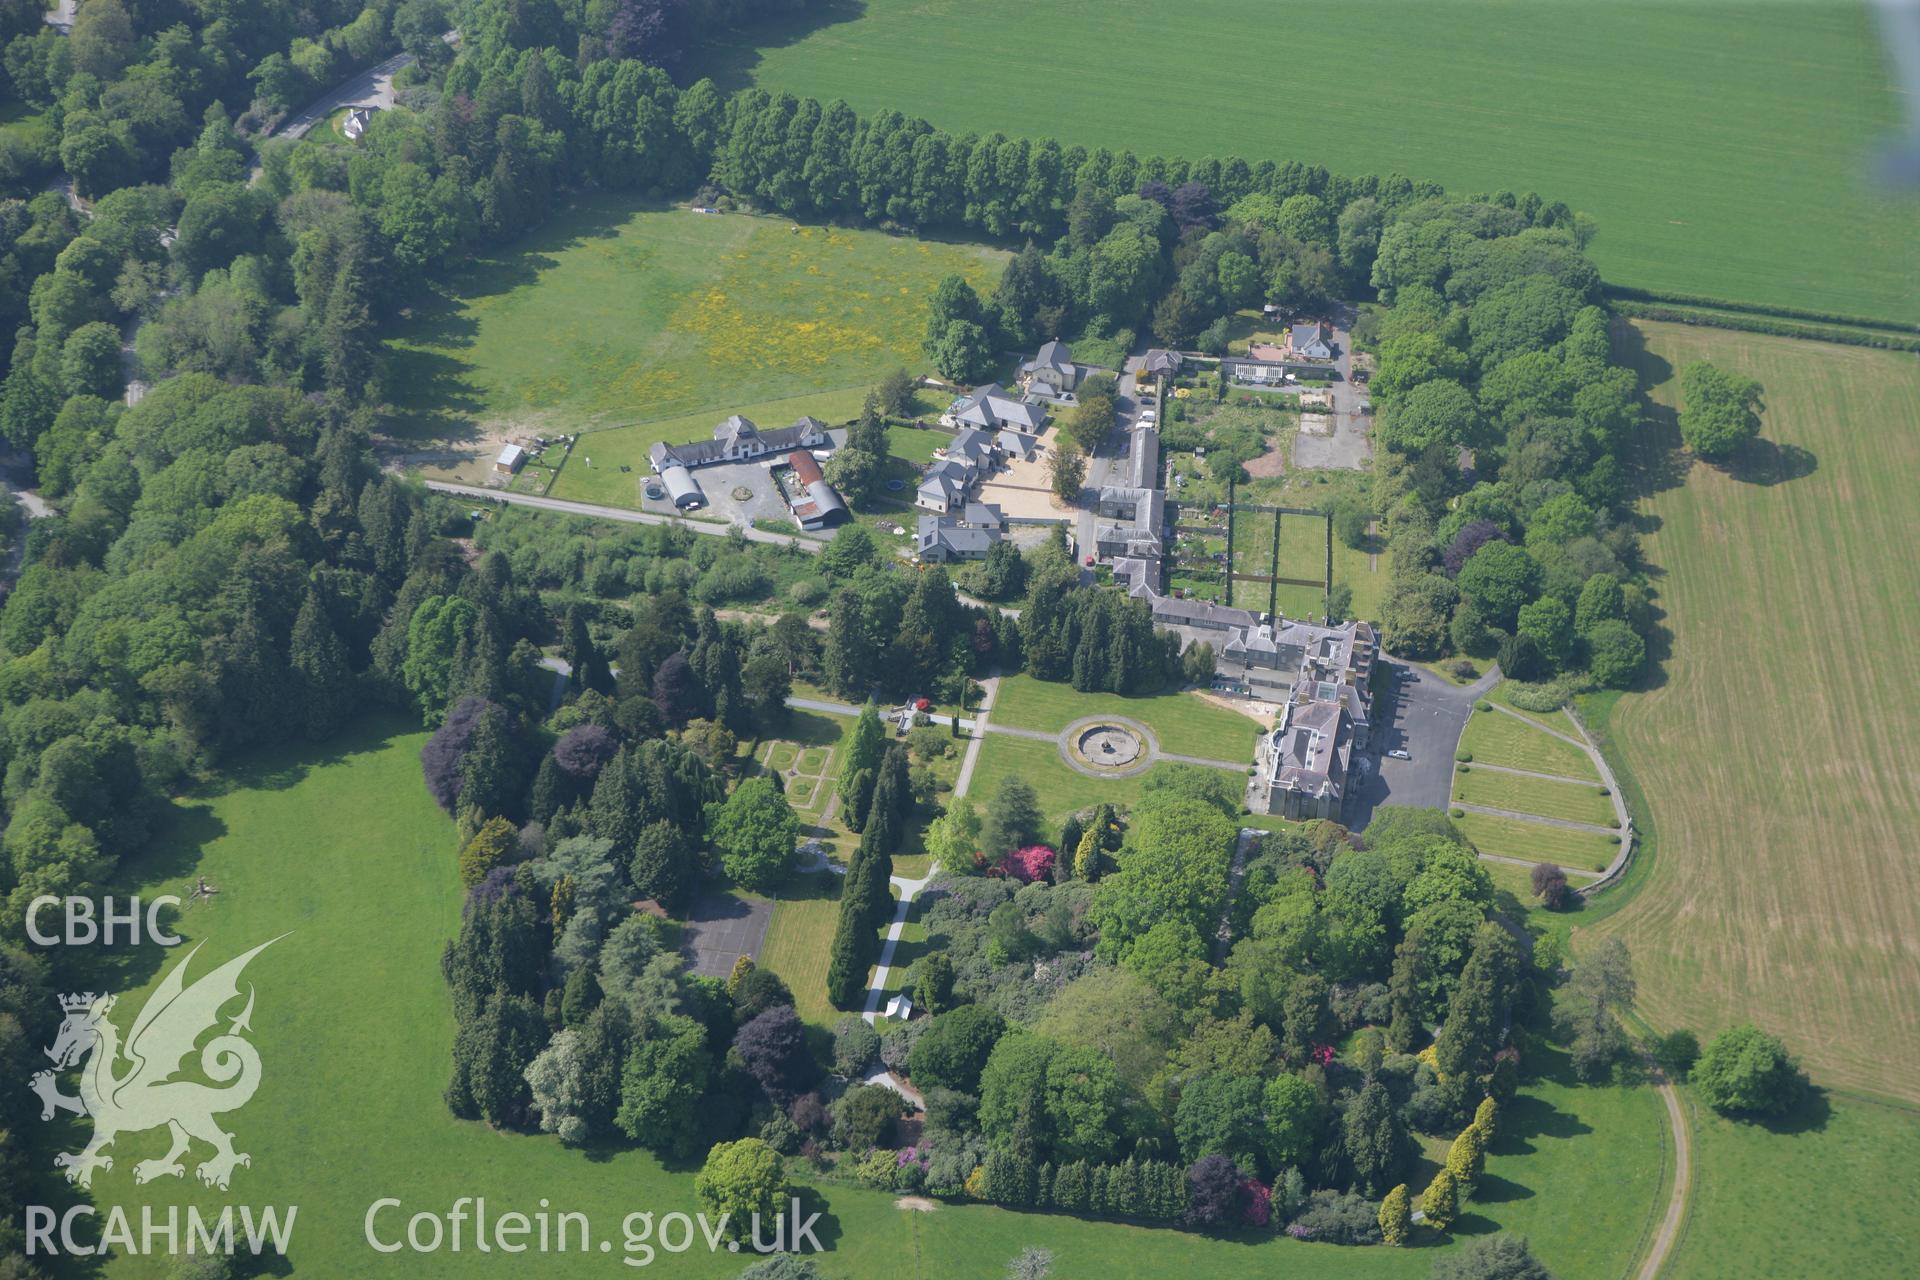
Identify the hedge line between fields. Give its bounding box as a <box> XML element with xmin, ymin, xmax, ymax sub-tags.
<box><xmin>1601</xmin><ymin>285</ymin><xmax>1920</xmax><ymax>335</ymax></box>
<box><xmin>1608</xmin><ymin>302</ymin><xmax>1920</xmax><ymax>353</ymax></box>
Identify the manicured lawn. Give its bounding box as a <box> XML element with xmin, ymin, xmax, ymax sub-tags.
<box><xmin>756</xmin><ymin>709</ymin><xmax>847</xmax><ymax>819</ymax></box>
<box><xmin>1483</xmin><ymin>858</ymin><xmax>1598</xmax><ymax>931</ymax></box>
<box><xmin>31</xmin><ymin>719</ymin><xmax>833</xmax><ymax>1279</ymax></box>
<box><xmin>694</xmin><ymin>0</ymin><xmax>1918</xmax><ymax>323</ymax></box>
<box><xmin>1455</xmin><ymin>811</ymin><xmax>1617</xmax><ymax>874</ymax></box>
<box><xmin>988</xmin><ymin>673</ymin><xmax>1264</xmax><ymax>762</ymax></box>
<box><xmin>385</xmin><ymin>198</ymin><xmax>1004</xmax><ymax>486</ymax></box>
<box><xmin>1453</xmin><ymin>768</ymin><xmax>1615</xmax><ymax>827</ymax></box>
<box><xmin>1275</xmin><ymin>507</ymin><xmax>1329</xmax><ymax>581</ymax></box>
<box><xmin>905</xmin><ymin>1039</ymin><xmax>1666</xmax><ymax>1280</ymax></box>
<box><xmin>1221</xmin><ymin>502</ymin><xmax>1331</xmax><ymax>623</ymax></box>
<box><xmin>1590</xmin><ymin>321</ymin><xmax>1920</xmax><ymax>1105</ymax></box>
<box><xmin>1239</xmin><ymin>812</ymin><xmax>1306</xmax><ymax>838</ymax></box>
<box><xmin>0</xmin><ymin>99</ymin><xmax>47</xmax><ymax>136</ymax></box>
<box><xmin>873</xmin><ymin>905</ymin><xmax>929</xmax><ymax>1007</ymax></box>
<box><xmin>1458</xmin><ymin>707</ymin><xmax>1600</xmax><ymax>782</ymax></box>
<box><xmin>887</xmin><ymin>424</ymin><xmax>948</xmax><ymax>464</ymax></box>
<box><xmin>759</xmin><ymin>872</ymin><xmax>846</xmax><ymax>1029</ymax></box>
<box><xmin>28</xmin><ymin>718</ymin><xmax>1667</xmax><ymax>1278</ymax></box>
<box><xmin>966</xmin><ymin>733</ymin><xmax>1156</xmax><ymax>833</ymax></box>
<box><xmin>756</xmin><ymin>703</ymin><xmax>964</xmax><ymax>874</ymax></box>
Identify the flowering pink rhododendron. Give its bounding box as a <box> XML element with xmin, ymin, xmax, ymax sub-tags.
<box><xmin>1002</xmin><ymin>845</ymin><xmax>1056</xmax><ymax>883</ymax></box>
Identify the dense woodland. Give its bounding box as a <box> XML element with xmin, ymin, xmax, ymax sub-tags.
<box><xmin>0</xmin><ymin>1</ymin><xmax>1750</xmax><ymax>1269</ymax></box>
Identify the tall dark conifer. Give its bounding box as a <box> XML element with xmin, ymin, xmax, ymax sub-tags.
<box><xmin>290</xmin><ymin>586</ymin><xmax>352</xmax><ymax>740</ymax></box>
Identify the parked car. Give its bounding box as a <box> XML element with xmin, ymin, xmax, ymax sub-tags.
<box><xmin>1387</xmin><ymin>748</ymin><xmax>1411</xmax><ymax>760</ymax></box>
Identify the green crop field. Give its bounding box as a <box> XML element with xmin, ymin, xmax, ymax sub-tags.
<box><xmin>384</xmin><ymin>198</ymin><xmax>1003</xmax><ymax>492</ymax></box>
<box><xmin>987</xmin><ymin>673</ymin><xmax>1264</xmax><ymax>761</ymax></box>
<box><xmin>1454</xmin><ymin>768</ymin><xmax>1616</xmax><ymax>827</ymax></box>
<box><xmin>1459</xmin><ymin>708</ymin><xmax>1601</xmax><ymax>782</ymax></box>
<box><xmin>695</xmin><ymin>0</ymin><xmax>1920</xmax><ymax>324</ymax></box>
<box><xmin>27</xmin><ymin>717</ymin><xmax>1669</xmax><ymax>1278</ymax></box>
<box><xmin>1456</xmin><ymin>811</ymin><xmax>1617</xmax><ymax>874</ymax></box>
<box><xmin>1589</xmin><ymin>320</ymin><xmax>1920</xmax><ymax>1106</ymax></box>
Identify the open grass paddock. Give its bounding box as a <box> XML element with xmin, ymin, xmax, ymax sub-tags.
<box><xmin>1590</xmin><ymin>320</ymin><xmax>1920</xmax><ymax>1106</ymax></box>
<box><xmin>384</xmin><ymin>198</ymin><xmax>1003</xmax><ymax>492</ymax></box>
<box><xmin>696</xmin><ymin>0</ymin><xmax>1919</xmax><ymax>324</ymax></box>
<box><xmin>1662</xmin><ymin>1086</ymin><xmax>1920</xmax><ymax>1280</ymax></box>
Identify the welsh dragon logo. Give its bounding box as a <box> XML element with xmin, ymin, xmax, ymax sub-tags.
<box><xmin>31</xmin><ymin>937</ymin><xmax>283</xmax><ymax>1190</ymax></box>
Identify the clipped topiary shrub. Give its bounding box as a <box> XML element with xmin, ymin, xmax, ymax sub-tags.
<box><xmin>1449</xmin><ymin>807</ymin><xmax>1465</xmax><ymax>818</ymax></box>
<box><xmin>1475</xmin><ymin>700</ymin><xmax>1492</xmax><ymax>712</ymax></box>
<box><xmin>1503</xmin><ymin>679</ymin><xmax>1570</xmax><ymax>713</ymax></box>
<box><xmin>1456</xmin><ymin>751</ymin><xmax>1473</xmax><ymax>763</ymax></box>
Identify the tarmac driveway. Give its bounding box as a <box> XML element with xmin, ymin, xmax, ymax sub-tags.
<box><xmin>1347</xmin><ymin>660</ymin><xmax>1495</xmax><ymax>830</ymax></box>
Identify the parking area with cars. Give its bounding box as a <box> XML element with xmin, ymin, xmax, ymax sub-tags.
<box><xmin>1347</xmin><ymin>661</ymin><xmax>1494</xmax><ymax>830</ymax></box>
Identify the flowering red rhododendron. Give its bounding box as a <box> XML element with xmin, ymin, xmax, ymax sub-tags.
<box><xmin>1243</xmin><ymin>1177</ymin><xmax>1272</xmax><ymax>1228</ymax></box>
